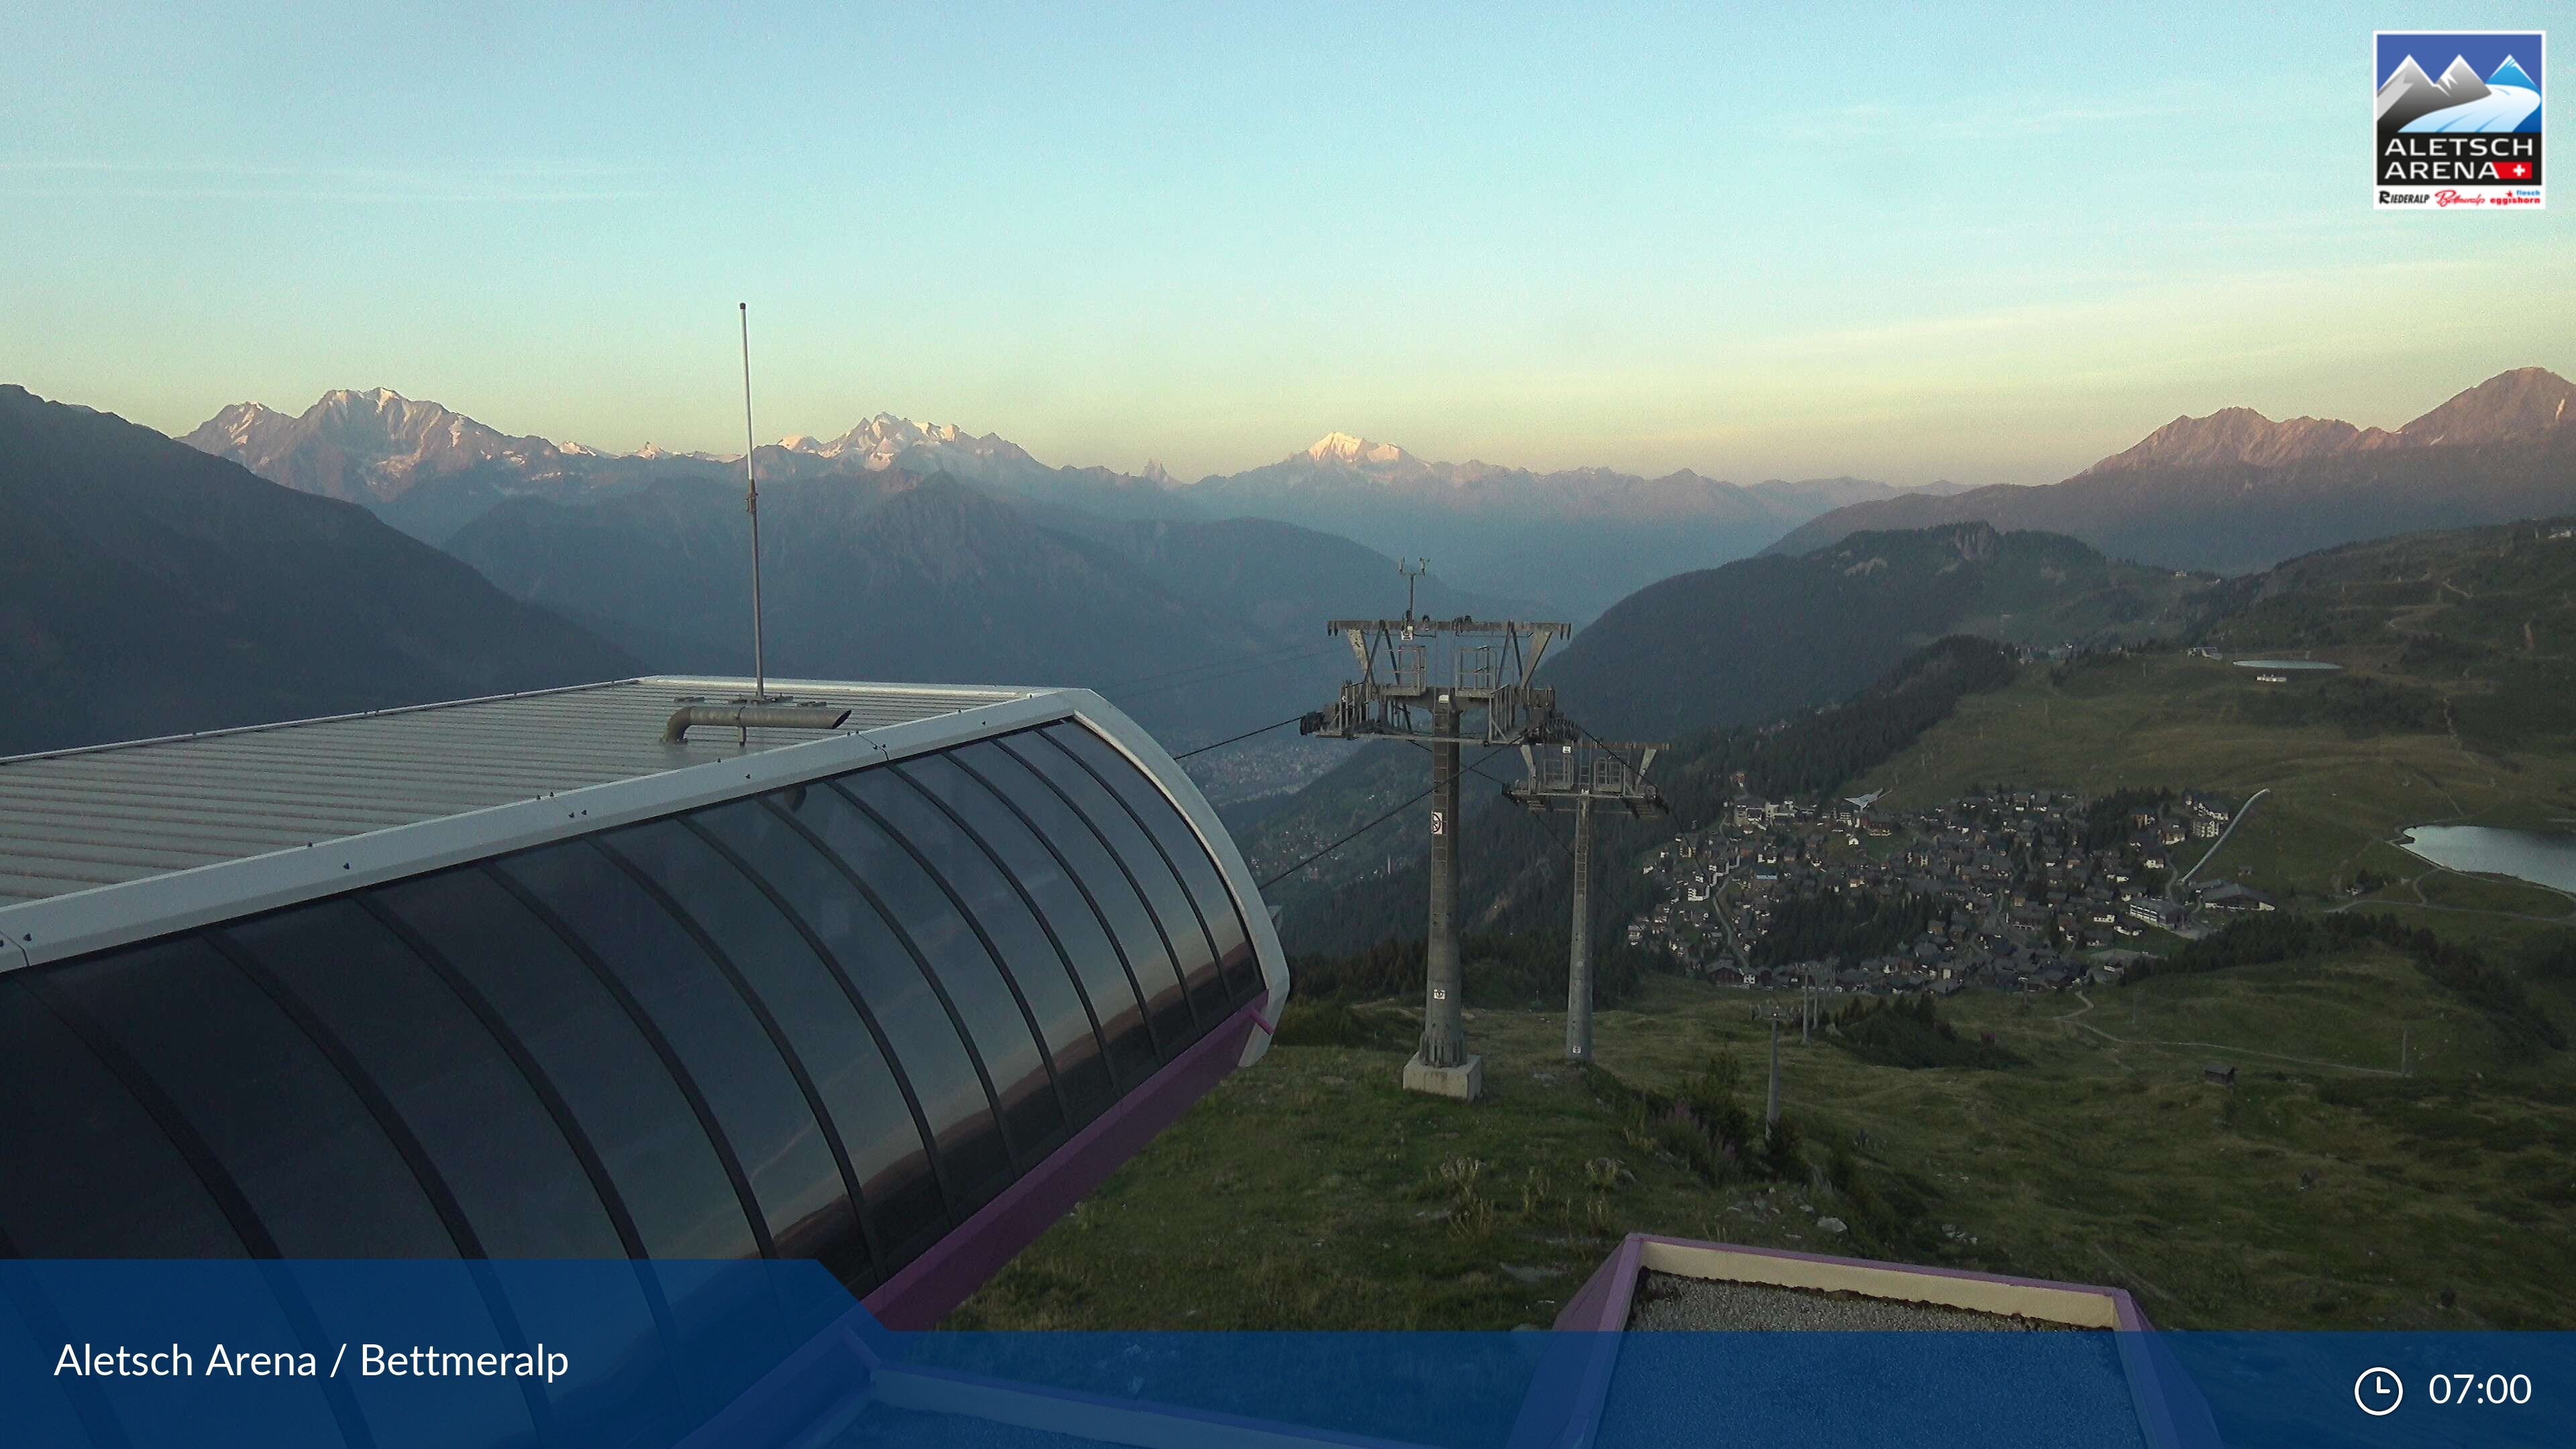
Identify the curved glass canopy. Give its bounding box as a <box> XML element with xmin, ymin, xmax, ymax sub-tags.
<box><xmin>0</xmin><ymin>721</ymin><xmax>1269</xmax><ymax>1443</ymax></box>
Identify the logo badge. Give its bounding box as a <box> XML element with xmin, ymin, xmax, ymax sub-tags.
<box><xmin>2375</xmin><ymin>31</ymin><xmax>2544</xmax><ymax>209</ymax></box>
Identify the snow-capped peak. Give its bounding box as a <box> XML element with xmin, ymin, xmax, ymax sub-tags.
<box><xmin>2437</xmin><ymin>54</ymin><xmax>2487</xmax><ymax>95</ymax></box>
<box><xmin>632</xmin><ymin>442</ymin><xmax>672</xmax><ymax>461</ymax></box>
<box><xmin>1305</xmin><ymin>431</ymin><xmax>1408</xmax><ymax>466</ymax></box>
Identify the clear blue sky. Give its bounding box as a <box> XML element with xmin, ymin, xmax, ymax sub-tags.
<box><xmin>3</xmin><ymin>2</ymin><xmax>2566</xmax><ymax>484</ymax></box>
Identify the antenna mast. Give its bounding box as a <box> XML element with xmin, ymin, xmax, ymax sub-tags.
<box><xmin>739</xmin><ymin>302</ymin><xmax>769</xmax><ymax>702</ymax></box>
<box><xmin>1399</xmin><ymin>557</ymin><xmax>1428</xmax><ymax>621</ymax></box>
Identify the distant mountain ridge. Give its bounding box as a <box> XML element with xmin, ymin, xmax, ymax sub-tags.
<box><xmin>183</xmin><ymin>389</ymin><xmax>1197</xmax><ymax>543</ymax></box>
<box><xmin>1178</xmin><ymin>432</ymin><xmax>1965</xmax><ymax>618</ymax></box>
<box><xmin>184</xmin><ymin>386</ymin><xmax>568</xmax><ymax>504</ymax></box>
<box><xmin>182</xmin><ymin>392</ymin><xmax>1964</xmax><ymax>617</ymax></box>
<box><xmin>1767</xmin><ymin>368</ymin><xmax>2576</xmax><ymax>573</ymax></box>
<box><xmin>441</xmin><ymin>468</ymin><xmax>1516</xmax><ymax>751</ymax></box>
<box><xmin>0</xmin><ymin>386</ymin><xmax>640</xmax><ymax>756</ymax></box>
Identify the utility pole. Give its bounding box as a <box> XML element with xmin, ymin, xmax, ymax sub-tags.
<box><xmin>1507</xmin><ymin>737</ymin><xmax>1668</xmax><ymax>1064</ymax></box>
<box><xmin>1425</xmin><ymin>688</ymin><xmax>1463</xmax><ymax>1072</ymax></box>
<box><xmin>1566</xmin><ymin>792</ymin><xmax>1594</xmax><ymax>1063</ymax></box>
<box><xmin>1303</xmin><ymin>606</ymin><xmax>1574</xmax><ymax>1101</ymax></box>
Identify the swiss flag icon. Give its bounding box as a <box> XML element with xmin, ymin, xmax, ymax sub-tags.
<box><xmin>2497</xmin><ymin>160</ymin><xmax>2534</xmax><ymax>180</ymax></box>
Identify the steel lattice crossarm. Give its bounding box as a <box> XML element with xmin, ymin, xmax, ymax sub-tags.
<box><xmin>1300</xmin><ymin>616</ymin><xmax>1574</xmax><ymax>746</ymax></box>
<box><xmin>1505</xmin><ymin>738</ymin><xmax>1672</xmax><ymax>818</ymax></box>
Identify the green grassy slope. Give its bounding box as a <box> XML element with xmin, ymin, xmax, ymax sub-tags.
<box><xmin>951</xmin><ymin>960</ymin><xmax>2576</xmax><ymax>1332</ymax></box>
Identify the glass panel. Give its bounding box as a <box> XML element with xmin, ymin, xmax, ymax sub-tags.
<box><xmin>602</xmin><ymin>820</ymin><xmax>944</xmax><ymax>1270</ymax></box>
<box><xmin>43</xmin><ymin>937</ymin><xmax>456</xmax><ymax>1258</ymax></box>
<box><xmin>372</xmin><ymin>867</ymin><xmax>759</xmax><ymax>1262</ymax></box>
<box><xmin>227</xmin><ymin>899</ymin><xmax>672</xmax><ymax>1447</ymax></box>
<box><xmin>225</xmin><ymin>898</ymin><xmax>624</xmax><ymax>1260</ymax></box>
<box><xmin>689</xmin><ymin>799</ymin><xmax>1010</xmax><ymax>1210</ymax></box>
<box><xmin>0</xmin><ymin>977</ymin><xmax>246</xmax><ymax>1258</ymax></box>
<box><xmin>998</xmin><ymin>733</ymin><xmax>1228</xmax><ymax>1029</ymax></box>
<box><xmin>898</xmin><ymin>753</ymin><xmax>1160</xmax><ymax>1087</ymax></box>
<box><xmin>952</xmin><ymin>740</ymin><xmax>1197</xmax><ymax>1054</ymax></box>
<box><xmin>1040</xmin><ymin>723</ymin><xmax>1265</xmax><ymax>1007</ymax></box>
<box><xmin>776</xmin><ymin>783</ymin><xmax>1067</xmax><ymax>1163</ymax></box>
<box><xmin>842</xmin><ymin>768</ymin><xmax>1116</xmax><ymax>1120</ymax></box>
<box><xmin>494</xmin><ymin>841</ymin><xmax>863</xmax><ymax>1280</ymax></box>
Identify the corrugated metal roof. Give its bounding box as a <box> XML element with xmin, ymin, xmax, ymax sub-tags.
<box><xmin>0</xmin><ymin>676</ymin><xmax>1036</xmax><ymax>906</ymax></box>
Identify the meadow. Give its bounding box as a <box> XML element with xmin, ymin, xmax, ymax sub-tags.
<box><xmin>949</xmin><ymin>953</ymin><xmax>2576</xmax><ymax>1333</ymax></box>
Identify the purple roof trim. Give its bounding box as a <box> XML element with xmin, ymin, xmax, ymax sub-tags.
<box><xmin>862</xmin><ymin>999</ymin><xmax>1263</xmax><ymax>1329</ymax></box>
<box><xmin>1551</xmin><ymin>1234</ymin><xmax>1646</xmax><ymax>1333</ymax></box>
<box><xmin>1550</xmin><ymin>1232</ymin><xmax>2153</xmax><ymax>1332</ymax></box>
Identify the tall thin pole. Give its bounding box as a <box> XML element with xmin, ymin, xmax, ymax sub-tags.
<box><xmin>1423</xmin><ymin>690</ymin><xmax>1464</xmax><ymax>1069</ymax></box>
<box><xmin>1766</xmin><ymin>1016</ymin><xmax>1781</xmax><ymax>1129</ymax></box>
<box><xmin>739</xmin><ymin>302</ymin><xmax>768</xmax><ymax>702</ymax></box>
<box><xmin>1566</xmin><ymin>792</ymin><xmax>1596</xmax><ymax>1063</ymax></box>
<box><xmin>1556</xmin><ymin>789</ymin><xmax>1597</xmax><ymax>1062</ymax></box>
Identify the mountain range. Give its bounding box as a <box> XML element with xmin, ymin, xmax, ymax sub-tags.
<box><xmin>0</xmin><ymin>386</ymin><xmax>641</xmax><ymax>757</ymax></box>
<box><xmin>439</xmin><ymin>470</ymin><xmax>1523</xmax><ymax>751</ymax></box>
<box><xmin>20</xmin><ymin>360</ymin><xmax>2574</xmax><ymax>768</ymax></box>
<box><xmin>180</xmin><ymin>392</ymin><xmax>1960</xmax><ymax>619</ymax></box>
<box><xmin>1766</xmin><ymin>368</ymin><xmax>2576</xmax><ymax>573</ymax></box>
<box><xmin>1179</xmin><ymin>433</ymin><xmax>1965</xmax><ymax>619</ymax></box>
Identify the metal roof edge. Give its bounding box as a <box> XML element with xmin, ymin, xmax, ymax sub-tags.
<box><xmin>637</xmin><ymin>676</ymin><xmax>1047</xmax><ymax>702</ymax></box>
<box><xmin>0</xmin><ymin>678</ymin><xmax>638</xmax><ymax>769</ymax></box>
<box><xmin>1</xmin><ymin>689</ymin><xmax>1084</xmax><ymax>970</ymax></box>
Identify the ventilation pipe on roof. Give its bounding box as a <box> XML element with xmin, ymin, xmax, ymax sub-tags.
<box><xmin>663</xmin><ymin>704</ymin><xmax>851</xmax><ymax>743</ymax></box>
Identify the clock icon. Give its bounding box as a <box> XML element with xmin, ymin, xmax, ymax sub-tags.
<box><xmin>2356</xmin><ymin>1366</ymin><xmax>2404</xmax><ymax>1417</ymax></box>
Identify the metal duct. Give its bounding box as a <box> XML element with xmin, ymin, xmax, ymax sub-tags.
<box><xmin>662</xmin><ymin>704</ymin><xmax>851</xmax><ymax>743</ymax></box>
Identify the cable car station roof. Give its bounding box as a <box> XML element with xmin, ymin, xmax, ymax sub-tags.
<box><xmin>0</xmin><ymin>677</ymin><xmax>1036</xmax><ymax>908</ymax></box>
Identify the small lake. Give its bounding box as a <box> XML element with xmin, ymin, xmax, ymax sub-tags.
<box><xmin>2396</xmin><ymin>825</ymin><xmax>2576</xmax><ymax>895</ymax></box>
<box><xmin>2232</xmin><ymin>659</ymin><xmax>2343</xmax><ymax>672</ymax></box>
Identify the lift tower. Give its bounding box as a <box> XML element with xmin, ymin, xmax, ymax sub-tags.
<box><xmin>1303</xmin><ymin>614</ymin><xmax>1572</xmax><ymax>1100</ymax></box>
<box><xmin>1506</xmin><ymin>738</ymin><xmax>1668</xmax><ymax>1063</ymax></box>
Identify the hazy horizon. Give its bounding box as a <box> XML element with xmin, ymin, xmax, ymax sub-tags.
<box><xmin>7</xmin><ymin>2</ymin><xmax>2569</xmax><ymax>486</ymax></box>
<box><xmin>115</xmin><ymin>360</ymin><xmax>2571</xmax><ymax>492</ymax></box>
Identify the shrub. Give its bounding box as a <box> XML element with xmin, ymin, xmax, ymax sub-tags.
<box><xmin>1762</xmin><ymin>1113</ymin><xmax>1806</xmax><ymax>1181</ymax></box>
<box><xmin>1831</xmin><ymin>994</ymin><xmax>2023</xmax><ymax>1069</ymax></box>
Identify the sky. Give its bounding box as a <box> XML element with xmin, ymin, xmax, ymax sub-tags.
<box><xmin>3</xmin><ymin>2</ymin><xmax>2569</xmax><ymax>486</ymax></box>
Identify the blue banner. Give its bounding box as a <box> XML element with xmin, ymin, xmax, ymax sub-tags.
<box><xmin>5</xmin><ymin>1261</ymin><xmax>2570</xmax><ymax>1448</ymax></box>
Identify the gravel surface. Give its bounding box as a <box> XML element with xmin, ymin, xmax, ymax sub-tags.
<box><xmin>1604</xmin><ymin>1276</ymin><xmax>2147</xmax><ymax>1447</ymax></box>
<box><xmin>1626</xmin><ymin>1273</ymin><xmax>2080</xmax><ymax>1331</ymax></box>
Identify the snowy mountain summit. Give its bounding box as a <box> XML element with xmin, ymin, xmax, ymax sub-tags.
<box><xmin>1304</xmin><ymin>432</ymin><xmax>1411</xmax><ymax>467</ymax></box>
